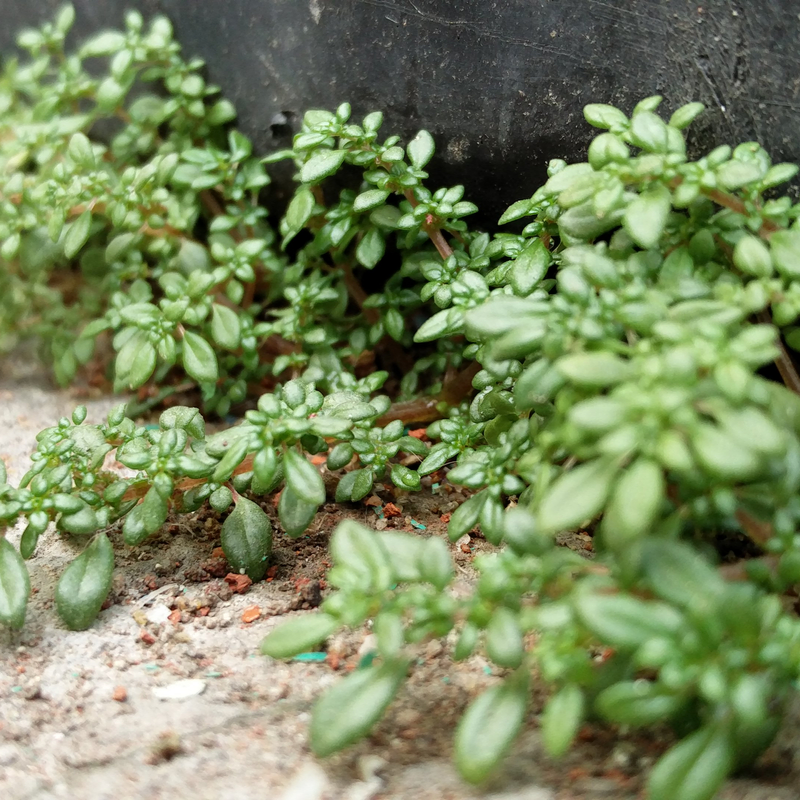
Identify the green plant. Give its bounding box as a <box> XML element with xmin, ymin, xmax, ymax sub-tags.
<box><xmin>3</xmin><ymin>7</ymin><xmax>800</xmax><ymax>799</ymax></box>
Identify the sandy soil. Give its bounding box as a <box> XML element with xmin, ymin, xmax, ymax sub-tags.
<box><xmin>1</xmin><ymin>361</ymin><xmax>798</xmax><ymax>800</ymax></box>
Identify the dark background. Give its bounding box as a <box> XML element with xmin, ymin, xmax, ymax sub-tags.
<box><xmin>2</xmin><ymin>1</ymin><xmax>798</xmax><ymax>220</ymax></box>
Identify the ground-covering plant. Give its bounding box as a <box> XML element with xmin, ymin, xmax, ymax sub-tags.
<box><xmin>2</xmin><ymin>6</ymin><xmax>800</xmax><ymax>799</ymax></box>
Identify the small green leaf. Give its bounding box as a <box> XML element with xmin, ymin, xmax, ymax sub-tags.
<box><xmin>641</xmin><ymin>539</ymin><xmax>724</xmax><ymax>611</ymax></box>
<box><xmin>596</xmin><ymin>681</ymin><xmax>683</xmax><ymax>726</ymax></box>
<box><xmin>285</xmin><ymin>188</ymin><xmax>315</xmax><ymax>233</ymax></box>
<box><xmin>310</xmin><ymin>658</ymin><xmax>410</xmax><ymax>757</ymax></box>
<box><xmin>733</xmin><ymin>235</ymin><xmax>773</xmax><ymax>278</ymax></box>
<box><xmin>81</xmin><ymin>30</ymin><xmax>127</xmax><ymax>57</ymax></box>
<box><xmin>96</xmin><ymin>76</ymin><xmax>129</xmax><ymax>111</ymax></box>
<box><xmin>414</xmin><ymin>308</ymin><xmax>463</xmax><ymax>342</ymax></box>
<box><xmin>584</xmin><ymin>103</ymin><xmax>628</xmax><ymax>130</ymax></box>
<box><xmin>567</xmin><ymin>396</ymin><xmax>627</xmax><ymax>434</ymax></box>
<box><xmin>335</xmin><ymin>468</ymin><xmax>374</xmax><ymax>502</ymax></box>
<box><xmin>538</xmin><ymin>457</ymin><xmax>619</xmax><ymax>535</ymax></box>
<box><xmin>182</xmin><ymin>331</ymin><xmax>219</xmax><ymax>384</ymax></box>
<box><xmin>122</xmin><ymin>486</ymin><xmax>168</xmax><ymax>546</ymax></box>
<box><xmin>716</xmin><ymin>160</ymin><xmax>766</xmax><ymax>191</ymax></box>
<box><xmin>326</xmin><ymin>442</ymin><xmax>354</xmax><ymax>471</ymax></box>
<box><xmin>117</xmin><ymin>336</ymin><xmax>157</xmax><ymax>390</ymax></box>
<box><xmin>574</xmin><ymin>591</ymin><xmax>683</xmax><ymax>649</ymax></box>
<box><xmin>509</xmin><ymin>239</ymin><xmax>551</xmax><ymax>296</ymax></box>
<box><xmin>465</xmin><ymin>297</ymin><xmax>543</xmax><ymax>340</ymax></box>
<box><xmin>691</xmin><ymin>422</ymin><xmax>763</xmax><ymax>481</ymax></box>
<box><xmin>212</xmin><ymin>437</ymin><xmax>250</xmax><ymax>483</ymax></box>
<box><xmin>210</xmin><ymin>304</ymin><xmax>242</xmax><ymax>350</ymax></box>
<box><xmin>389</xmin><ymin>463</ymin><xmax>421</xmax><ymax>492</ymax></box>
<box><xmin>648</xmin><ymin>724</ymin><xmax>734</xmax><ymax>800</ymax></box>
<box><xmin>209</xmin><ymin>485</ymin><xmax>233</xmax><ymax>512</ymax></box>
<box><xmin>56</xmin><ymin>4</ymin><xmax>76</xmax><ymax>32</ymax></box>
<box><xmin>623</xmin><ymin>183</ymin><xmax>671</xmax><ymax>249</ymax></box>
<box><xmin>356</xmin><ymin>227</ymin><xmax>385</xmax><ymax>269</ymax></box>
<box><xmin>160</xmin><ymin>406</ymin><xmax>205</xmax><ymax>439</ymax></box>
<box><xmin>0</xmin><ymin>538</ymin><xmax>30</xmax><ymax>629</ymax></box>
<box><xmin>59</xmin><ymin>504</ymin><xmax>99</xmax><ymax>535</ymax></box>
<box><xmin>485</xmin><ymin>607</ymin><xmax>524</xmax><ymax>669</ymax></box>
<box><xmin>544</xmin><ymin>162</ymin><xmax>596</xmax><ymax>195</ymax></box>
<box><xmin>252</xmin><ymin>446</ymin><xmax>278</xmax><ymax>493</ymax></box>
<box><xmin>407</xmin><ymin>130</ymin><xmax>435</xmax><ymax>169</ymax></box>
<box><xmin>761</xmin><ymin>162</ymin><xmax>799</xmax><ymax>189</ymax></box>
<box><xmin>330</xmin><ymin>519</ymin><xmax>393</xmax><ymax>592</ymax></box>
<box><xmin>221</xmin><ymin>496</ymin><xmax>273</xmax><ymax>580</ymax></box>
<box><xmin>541</xmin><ymin>685</ymin><xmax>584</xmax><ymax>758</ymax></box>
<box><xmin>769</xmin><ymin>230</ymin><xmax>800</xmax><ymax>279</ymax></box>
<box><xmin>261</xmin><ymin>612</ymin><xmax>339</xmax><ymax>658</ymax></box>
<box><xmin>383</xmin><ymin>307</ymin><xmax>405</xmax><ymax>341</ymax></box>
<box><xmin>353</xmin><ymin>189</ymin><xmax>391</xmax><ymax>213</ymax></box>
<box><xmin>278</xmin><ymin>484</ymin><xmax>319</xmax><ymax>538</ymax></box>
<box><xmin>63</xmin><ymin>209</ymin><xmax>92</xmax><ymax>259</ymax></box>
<box><xmin>208</xmin><ymin>99</ymin><xmax>237</xmax><ymax>125</ymax></box>
<box><xmin>669</xmin><ymin>102</ymin><xmax>705</xmax><ymax>129</ymax></box>
<box><xmin>418</xmin><ymin>443</ymin><xmax>457</xmax><ymax>476</ymax></box>
<box><xmin>68</xmin><ymin>132</ymin><xmax>96</xmax><ymax>170</ymax></box>
<box><xmin>283</xmin><ymin>449</ymin><xmax>326</xmax><ymax>506</ymax></box>
<box><xmin>556</xmin><ymin>351</ymin><xmax>631</xmax><ymax>387</ymax></box>
<box><xmin>416</xmin><ymin>536</ymin><xmax>453</xmax><ymax>590</ymax></box>
<box><xmin>602</xmin><ymin>458</ymin><xmax>664</xmax><ymax>549</ymax></box>
<box><xmin>447</xmin><ymin>491</ymin><xmax>485</xmax><ymax>541</ymax></box>
<box><xmin>55</xmin><ymin>533</ymin><xmax>114</xmax><ymax>631</ymax></box>
<box><xmin>498</xmin><ymin>198</ymin><xmax>535</xmax><ymax>225</ymax></box>
<box><xmin>455</xmin><ymin>675</ymin><xmax>529</xmax><ymax>783</ymax></box>
<box><xmin>301</xmin><ymin>149</ymin><xmax>346</xmax><ymax>183</ymax></box>
<box><xmin>629</xmin><ymin>110</ymin><xmax>669</xmax><ymax>152</ymax></box>
<box><xmin>453</xmin><ymin>622</ymin><xmax>480</xmax><ymax>661</ymax></box>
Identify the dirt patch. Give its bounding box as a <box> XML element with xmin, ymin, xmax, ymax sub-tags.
<box><xmin>1</xmin><ymin>364</ymin><xmax>799</xmax><ymax>800</ymax></box>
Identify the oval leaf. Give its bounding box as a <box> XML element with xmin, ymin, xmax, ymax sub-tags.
<box><xmin>55</xmin><ymin>533</ymin><xmax>114</xmax><ymax>631</ymax></box>
<box><xmin>541</xmin><ymin>684</ymin><xmax>584</xmax><ymax>758</ymax></box>
<box><xmin>602</xmin><ymin>458</ymin><xmax>665</xmax><ymax>549</ymax></box>
<box><xmin>301</xmin><ymin>149</ymin><xmax>346</xmax><ymax>183</ymax></box>
<box><xmin>595</xmin><ymin>681</ymin><xmax>683</xmax><ymax>726</ymax></box>
<box><xmin>260</xmin><ymin>612</ymin><xmax>339</xmax><ymax>659</ymax></box>
<box><xmin>691</xmin><ymin>422</ymin><xmax>763</xmax><ymax>482</ymax></box>
<box><xmin>574</xmin><ymin>591</ymin><xmax>683</xmax><ymax>649</ymax></box>
<box><xmin>310</xmin><ymin>657</ymin><xmax>410</xmax><ymax>757</ymax></box>
<box><xmin>283</xmin><ymin>448</ymin><xmax>326</xmax><ymax>506</ymax></box>
<box><xmin>122</xmin><ymin>485</ymin><xmax>168</xmax><ymax>546</ymax></box>
<box><xmin>455</xmin><ymin>676</ymin><xmax>529</xmax><ymax>783</ymax></box>
<box><xmin>0</xmin><ymin>538</ymin><xmax>30</xmax><ymax>629</ymax></box>
<box><xmin>623</xmin><ymin>183</ymin><xmax>671</xmax><ymax>249</ymax></box>
<box><xmin>537</xmin><ymin>457</ymin><xmax>619</xmax><ymax>535</ymax></box>
<box><xmin>182</xmin><ymin>331</ymin><xmax>219</xmax><ymax>384</ymax></box>
<box><xmin>221</xmin><ymin>496</ymin><xmax>273</xmax><ymax>580</ymax></box>
<box><xmin>278</xmin><ymin>484</ymin><xmax>319</xmax><ymax>538</ymax></box>
<box><xmin>648</xmin><ymin>724</ymin><xmax>734</xmax><ymax>800</ymax></box>
<box><xmin>556</xmin><ymin>351</ymin><xmax>631</xmax><ymax>387</ymax></box>
<box><xmin>485</xmin><ymin>607</ymin><xmax>524</xmax><ymax>669</ymax></box>
<box><xmin>353</xmin><ymin>189</ymin><xmax>390</xmax><ymax>213</ymax></box>
<box><xmin>211</xmin><ymin>304</ymin><xmax>242</xmax><ymax>350</ymax></box>
<box><xmin>63</xmin><ymin>209</ymin><xmax>92</xmax><ymax>259</ymax></box>
<box><xmin>407</xmin><ymin>129</ymin><xmax>435</xmax><ymax>169</ymax></box>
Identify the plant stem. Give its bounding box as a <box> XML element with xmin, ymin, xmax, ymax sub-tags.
<box><xmin>755</xmin><ymin>310</ymin><xmax>800</xmax><ymax>395</ymax></box>
<box><xmin>402</xmin><ymin>188</ymin><xmax>454</xmax><ymax>260</ymax></box>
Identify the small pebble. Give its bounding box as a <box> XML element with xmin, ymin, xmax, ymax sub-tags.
<box><xmin>112</xmin><ymin>686</ymin><xmax>128</xmax><ymax>702</ymax></box>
